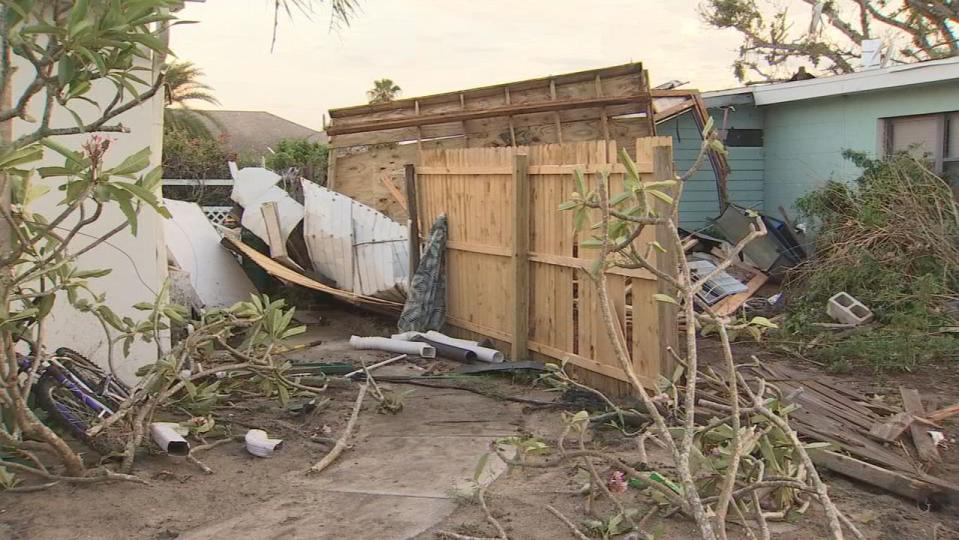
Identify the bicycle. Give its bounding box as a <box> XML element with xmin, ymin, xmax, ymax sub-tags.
<box><xmin>18</xmin><ymin>347</ymin><xmax>131</xmax><ymax>455</ymax></box>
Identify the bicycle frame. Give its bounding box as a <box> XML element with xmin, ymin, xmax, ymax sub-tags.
<box><xmin>18</xmin><ymin>355</ymin><xmax>116</xmax><ymax>417</ymax></box>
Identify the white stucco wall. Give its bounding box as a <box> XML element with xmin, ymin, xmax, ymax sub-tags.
<box><xmin>11</xmin><ymin>55</ymin><xmax>167</xmax><ymax>382</ymax></box>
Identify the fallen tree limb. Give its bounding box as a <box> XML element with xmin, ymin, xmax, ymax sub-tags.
<box><xmin>308</xmin><ymin>383</ymin><xmax>367</xmax><ymax>475</ymax></box>
<box><xmin>546</xmin><ymin>504</ymin><xmax>590</xmax><ymax>540</ymax></box>
<box><xmin>1</xmin><ymin>461</ymin><xmax>150</xmax><ymax>487</ymax></box>
<box><xmin>478</xmin><ymin>483</ymin><xmax>508</xmax><ymax>540</ymax></box>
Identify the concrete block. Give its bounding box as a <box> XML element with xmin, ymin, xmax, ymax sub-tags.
<box><xmin>826</xmin><ymin>292</ymin><xmax>873</xmax><ymax>326</ymax></box>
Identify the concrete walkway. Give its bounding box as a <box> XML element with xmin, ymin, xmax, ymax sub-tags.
<box><xmin>181</xmin><ymin>373</ymin><xmax>523</xmax><ymax>539</ymax></box>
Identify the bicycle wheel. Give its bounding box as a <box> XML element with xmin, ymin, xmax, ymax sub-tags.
<box><xmin>53</xmin><ymin>347</ymin><xmax>129</xmax><ymax>405</ymax></box>
<box><xmin>35</xmin><ymin>375</ymin><xmax>124</xmax><ymax>456</ymax></box>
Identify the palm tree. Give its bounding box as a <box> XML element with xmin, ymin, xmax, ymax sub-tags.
<box><xmin>163</xmin><ymin>61</ymin><xmax>220</xmax><ymax>136</ymax></box>
<box><xmin>367</xmin><ymin>79</ymin><xmax>401</xmax><ymax>104</ymax></box>
<box><xmin>271</xmin><ymin>0</ymin><xmax>358</xmax><ymax>50</ymax></box>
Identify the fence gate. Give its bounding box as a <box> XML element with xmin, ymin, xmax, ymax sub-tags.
<box><xmin>416</xmin><ymin>137</ymin><xmax>677</xmax><ymax>395</ymax></box>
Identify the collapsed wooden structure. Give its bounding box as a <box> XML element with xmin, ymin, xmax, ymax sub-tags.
<box><xmin>321</xmin><ymin>63</ymin><xmax>732</xmax><ymax>393</ymax></box>
<box><xmin>325</xmin><ymin>63</ymin><xmax>728</xmax><ymax>222</ymax></box>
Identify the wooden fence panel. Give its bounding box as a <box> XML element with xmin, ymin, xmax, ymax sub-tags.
<box><xmin>418</xmin><ymin>137</ymin><xmax>676</xmax><ymax>395</ymax></box>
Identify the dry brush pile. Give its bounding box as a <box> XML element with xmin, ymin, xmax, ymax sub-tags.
<box><xmin>784</xmin><ymin>151</ymin><xmax>959</xmax><ymax>372</ymax></box>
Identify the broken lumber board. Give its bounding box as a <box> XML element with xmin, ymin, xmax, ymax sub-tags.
<box><xmin>868</xmin><ymin>412</ymin><xmax>914</xmax><ymax>442</ymax></box>
<box><xmin>712</xmin><ymin>269</ymin><xmax>767</xmax><ymax>316</ymax></box>
<box><xmin>260</xmin><ymin>201</ymin><xmax>287</xmax><ymax>259</ymax></box>
<box><xmin>927</xmin><ymin>402</ymin><xmax>959</xmax><ymax>423</ymax></box>
<box><xmin>380</xmin><ymin>176</ymin><xmax>408</xmax><ymax>213</ymax></box>
<box><xmin>809</xmin><ymin>449</ymin><xmax>952</xmax><ymax>508</ymax></box>
<box><xmin>900</xmin><ymin>387</ymin><xmax>941</xmax><ymax>464</ymax></box>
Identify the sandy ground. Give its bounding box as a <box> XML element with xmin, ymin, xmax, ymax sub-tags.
<box><xmin>1</xmin><ymin>307</ymin><xmax>958</xmax><ymax>539</ymax></box>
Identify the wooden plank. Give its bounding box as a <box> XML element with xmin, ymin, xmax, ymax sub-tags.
<box><xmin>529</xmin><ymin>164</ymin><xmax>627</xmax><ymax>175</ymax></box>
<box><xmin>809</xmin><ymin>449</ymin><xmax>948</xmax><ymax>507</ymax></box>
<box><xmin>869</xmin><ymin>412</ymin><xmax>914</xmax><ymax>442</ymax></box>
<box><xmin>651</xmin><ymin>142</ymin><xmax>677</xmax><ymax>376</ymax></box>
<box><xmin>405</xmin><ymin>164</ymin><xmax>420</xmax><ymax>279</ymax></box>
<box><xmin>653</xmin><ymin>99</ymin><xmax>696</xmax><ymax>123</ymax></box>
<box><xmin>417</xmin><ymin>166</ymin><xmax>513</xmax><ymax>175</ymax></box>
<box><xmin>326</xmin><ymin>94</ymin><xmax>652</xmax><ymax>135</ymax></box>
<box><xmin>549</xmin><ymin>79</ymin><xmax>563</xmax><ymax>143</ymax></box>
<box><xmin>928</xmin><ymin>402</ymin><xmax>959</xmax><ymax>423</ymax></box>
<box><xmin>222</xmin><ymin>236</ymin><xmax>402</xmax><ymax>310</ymax></box>
<box><xmin>505</xmin><ymin>87</ymin><xmax>517</xmax><ymax>146</ymax></box>
<box><xmin>528</xmin><ymin>251</ymin><xmax>655</xmax><ymax>280</ymax></box>
<box><xmin>512</xmin><ymin>152</ymin><xmax>530</xmax><ymax>360</ymax></box>
<box><xmin>447</xmin><ymin>241</ymin><xmax>512</xmax><ymax>257</ymax></box>
<box><xmin>331</xmin><ymin>62</ymin><xmax>645</xmax><ymax>118</ymax></box>
<box><xmin>901</xmin><ymin>387</ymin><xmax>941</xmax><ymax>464</ymax></box>
<box><xmin>380</xmin><ymin>176</ymin><xmax>408</xmax><ymax>212</ymax></box>
<box><xmin>260</xmin><ymin>202</ymin><xmax>288</xmax><ymax>259</ymax></box>
<box><xmin>712</xmin><ymin>270</ymin><xmax>768</xmax><ymax>316</ymax></box>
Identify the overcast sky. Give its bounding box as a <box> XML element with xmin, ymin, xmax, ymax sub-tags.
<box><xmin>171</xmin><ymin>1</ymin><xmax>743</xmax><ymax>131</ymax></box>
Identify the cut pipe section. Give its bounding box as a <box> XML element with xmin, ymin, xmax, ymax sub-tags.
<box><xmin>150</xmin><ymin>422</ymin><xmax>190</xmax><ymax>456</ymax></box>
<box><xmin>349</xmin><ymin>335</ymin><xmax>436</xmax><ymax>358</ymax></box>
<box><xmin>411</xmin><ymin>336</ymin><xmax>477</xmax><ymax>362</ymax></box>
<box><xmin>245</xmin><ymin>429</ymin><xmax>284</xmax><ymax>458</ymax></box>
<box><xmin>419</xmin><ymin>331</ymin><xmax>504</xmax><ymax>363</ymax></box>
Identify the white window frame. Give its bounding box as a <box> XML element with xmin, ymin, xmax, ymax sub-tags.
<box><xmin>879</xmin><ymin>111</ymin><xmax>958</xmax><ymax>174</ymax></box>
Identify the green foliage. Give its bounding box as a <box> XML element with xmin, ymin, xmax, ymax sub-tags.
<box><xmin>162</xmin><ymin>60</ymin><xmax>221</xmax><ymax>137</ymax></box>
<box><xmin>161</xmin><ymin>127</ymin><xmax>235</xmax><ymax>204</ymax></box>
<box><xmin>783</xmin><ymin>152</ymin><xmax>959</xmax><ymax>372</ymax></box>
<box><xmin>265</xmin><ymin>137</ymin><xmax>329</xmax><ymax>184</ymax></box>
<box><xmin>367</xmin><ymin>78</ymin><xmax>401</xmax><ymax>104</ymax></box>
<box><xmin>700</xmin><ymin>0</ymin><xmax>959</xmax><ymax>82</ymax></box>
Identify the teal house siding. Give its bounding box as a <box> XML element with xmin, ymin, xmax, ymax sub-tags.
<box><xmin>762</xmin><ymin>80</ymin><xmax>959</xmax><ymax>216</ymax></box>
<box><xmin>658</xmin><ymin>107</ymin><xmax>765</xmax><ymax>229</ymax></box>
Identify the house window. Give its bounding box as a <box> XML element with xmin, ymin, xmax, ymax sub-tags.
<box><xmin>881</xmin><ymin>112</ymin><xmax>959</xmax><ymax>181</ymax></box>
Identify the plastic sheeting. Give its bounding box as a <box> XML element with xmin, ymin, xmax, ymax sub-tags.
<box><xmin>398</xmin><ymin>214</ymin><xmax>448</xmax><ymax>332</ymax></box>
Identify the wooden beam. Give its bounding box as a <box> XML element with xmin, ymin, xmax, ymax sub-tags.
<box><xmin>549</xmin><ymin>79</ymin><xmax>563</xmax><ymax>143</ymax></box>
<box><xmin>652</xmin><ymin>100</ymin><xmax>696</xmax><ymax>123</ymax></box>
<box><xmin>928</xmin><ymin>402</ymin><xmax>959</xmax><ymax>423</ymax></box>
<box><xmin>809</xmin><ymin>449</ymin><xmax>949</xmax><ymax>507</ymax></box>
<box><xmin>505</xmin><ymin>88</ymin><xmax>516</xmax><ymax>146</ymax></box>
<box><xmin>511</xmin><ymin>152</ymin><xmax>530</xmax><ymax>361</ymax></box>
<box><xmin>329</xmin><ymin>62</ymin><xmax>645</xmax><ymax>118</ymax></box>
<box><xmin>404</xmin><ymin>164</ymin><xmax>420</xmax><ymax>282</ymax></box>
<box><xmin>901</xmin><ymin>387</ymin><xmax>941</xmax><ymax>464</ymax></box>
<box><xmin>459</xmin><ymin>92</ymin><xmax>469</xmax><ymax>147</ymax></box>
<box><xmin>652</xmin><ymin>143</ymin><xmax>678</xmax><ymax>376</ymax></box>
<box><xmin>260</xmin><ymin>202</ymin><xmax>287</xmax><ymax>259</ymax></box>
<box><xmin>326</xmin><ymin>93</ymin><xmax>652</xmax><ymax>136</ymax></box>
<box><xmin>380</xmin><ymin>176</ymin><xmax>407</xmax><ymax>212</ymax></box>
<box><xmin>595</xmin><ymin>74</ymin><xmax>610</xmax><ymax>141</ymax></box>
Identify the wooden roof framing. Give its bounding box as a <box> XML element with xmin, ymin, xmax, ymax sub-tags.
<box><xmin>324</xmin><ymin>62</ymin><xmax>731</xmax><ymax>219</ymax></box>
<box><xmin>326</xmin><ymin>62</ymin><xmax>655</xmax><ymax>150</ymax></box>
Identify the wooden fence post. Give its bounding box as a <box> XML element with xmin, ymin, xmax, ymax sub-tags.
<box><xmin>404</xmin><ymin>164</ymin><xmax>420</xmax><ymax>282</ymax></box>
<box><xmin>511</xmin><ymin>152</ymin><xmax>530</xmax><ymax>361</ymax></box>
<box><xmin>653</xmin><ymin>144</ymin><xmax>678</xmax><ymax>376</ymax></box>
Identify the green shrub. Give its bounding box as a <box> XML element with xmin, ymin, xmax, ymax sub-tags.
<box><xmin>266</xmin><ymin>138</ymin><xmax>329</xmax><ymax>184</ymax></box>
<box><xmin>782</xmin><ymin>151</ymin><xmax>959</xmax><ymax>372</ymax></box>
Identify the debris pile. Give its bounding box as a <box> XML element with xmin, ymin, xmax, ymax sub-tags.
<box><xmin>785</xmin><ymin>152</ymin><xmax>959</xmax><ymax>370</ymax></box>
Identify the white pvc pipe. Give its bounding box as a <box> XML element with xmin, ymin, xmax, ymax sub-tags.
<box><xmin>150</xmin><ymin>422</ymin><xmax>190</xmax><ymax>456</ymax></box>
<box><xmin>245</xmin><ymin>429</ymin><xmax>283</xmax><ymax>458</ymax></box>
<box><xmin>349</xmin><ymin>336</ymin><xmax>436</xmax><ymax>358</ymax></box>
<box><xmin>423</xmin><ymin>331</ymin><xmax>504</xmax><ymax>363</ymax></box>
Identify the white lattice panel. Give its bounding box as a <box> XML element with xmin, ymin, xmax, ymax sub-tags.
<box><xmin>201</xmin><ymin>206</ymin><xmax>233</xmax><ymax>225</ymax></box>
